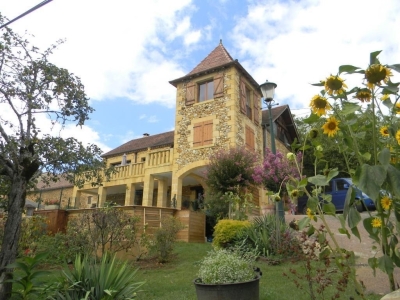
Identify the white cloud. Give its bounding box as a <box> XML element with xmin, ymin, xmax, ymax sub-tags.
<box><xmin>1</xmin><ymin>0</ymin><xmax>200</xmax><ymax>107</ymax></box>
<box><xmin>231</xmin><ymin>0</ymin><xmax>400</xmax><ymax>111</ymax></box>
<box><xmin>139</xmin><ymin>114</ymin><xmax>147</xmax><ymax>120</ymax></box>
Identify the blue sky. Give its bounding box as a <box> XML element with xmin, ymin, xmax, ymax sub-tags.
<box><xmin>1</xmin><ymin>0</ymin><xmax>400</xmax><ymax>153</ymax></box>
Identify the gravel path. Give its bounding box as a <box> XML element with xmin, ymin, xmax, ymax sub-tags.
<box><xmin>288</xmin><ymin>213</ymin><xmax>400</xmax><ymax>297</ymax></box>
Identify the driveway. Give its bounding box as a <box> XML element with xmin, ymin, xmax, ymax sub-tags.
<box><xmin>289</xmin><ymin>212</ymin><xmax>400</xmax><ymax>296</ymax></box>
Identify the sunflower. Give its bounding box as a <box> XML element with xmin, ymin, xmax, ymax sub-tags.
<box><xmin>396</xmin><ymin>130</ymin><xmax>400</xmax><ymax>145</ymax></box>
<box><xmin>381</xmin><ymin>94</ymin><xmax>390</xmax><ymax>101</ymax></box>
<box><xmin>324</xmin><ymin>75</ymin><xmax>348</xmax><ymax>95</ymax></box>
<box><xmin>355</xmin><ymin>88</ymin><xmax>372</xmax><ymax>102</ymax></box>
<box><xmin>395</xmin><ymin>103</ymin><xmax>400</xmax><ymax>114</ymax></box>
<box><xmin>381</xmin><ymin>196</ymin><xmax>392</xmax><ymax>210</ymax></box>
<box><xmin>371</xmin><ymin>217</ymin><xmax>382</xmax><ymax>228</ymax></box>
<box><xmin>322</xmin><ymin>116</ymin><xmax>340</xmax><ymax>137</ymax></box>
<box><xmin>380</xmin><ymin>126</ymin><xmax>389</xmax><ymax>137</ymax></box>
<box><xmin>365</xmin><ymin>64</ymin><xmax>393</xmax><ymax>89</ymax></box>
<box><xmin>306</xmin><ymin>208</ymin><xmax>314</xmax><ymax>220</ymax></box>
<box><xmin>310</xmin><ymin>95</ymin><xmax>331</xmax><ymax>116</ymax></box>
<box><xmin>308</xmin><ymin>128</ymin><xmax>319</xmax><ymax>139</ymax></box>
<box><xmin>290</xmin><ymin>189</ymin><xmax>299</xmax><ymax>198</ymax></box>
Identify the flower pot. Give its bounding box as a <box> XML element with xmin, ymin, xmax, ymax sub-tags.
<box><xmin>45</xmin><ymin>205</ymin><xmax>59</xmax><ymax>210</ymax></box>
<box><xmin>193</xmin><ymin>276</ymin><xmax>260</xmax><ymax>300</ymax></box>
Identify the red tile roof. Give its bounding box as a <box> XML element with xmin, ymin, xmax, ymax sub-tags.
<box><xmin>102</xmin><ymin>131</ymin><xmax>174</xmax><ymax>157</ymax></box>
<box><xmin>186</xmin><ymin>41</ymin><xmax>234</xmax><ymax>76</ymax></box>
<box><xmin>169</xmin><ymin>41</ymin><xmax>260</xmax><ymax>90</ymax></box>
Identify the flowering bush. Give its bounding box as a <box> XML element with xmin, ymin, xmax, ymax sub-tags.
<box><xmin>287</xmin><ymin>50</ymin><xmax>400</xmax><ymax>292</ymax></box>
<box><xmin>196</xmin><ymin>249</ymin><xmax>259</xmax><ymax>284</ymax></box>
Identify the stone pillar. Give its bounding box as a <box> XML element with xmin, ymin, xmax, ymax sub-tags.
<box><xmin>171</xmin><ymin>175</ymin><xmax>182</xmax><ymax>209</ymax></box>
<box><xmin>157</xmin><ymin>178</ymin><xmax>168</xmax><ymax>207</ymax></box>
<box><xmin>125</xmin><ymin>183</ymin><xmax>136</xmax><ymax>206</ymax></box>
<box><xmin>98</xmin><ymin>186</ymin><xmax>107</xmax><ymax>207</ymax></box>
<box><xmin>142</xmin><ymin>174</ymin><xmax>154</xmax><ymax>206</ymax></box>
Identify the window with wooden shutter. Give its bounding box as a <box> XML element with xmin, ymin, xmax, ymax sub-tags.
<box><xmin>253</xmin><ymin>91</ymin><xmax>260</xmax><ymax>125</ymax></box>
<box><xmin>246</xmin><ymin>88</ymin><xmax>252</xmax><ymax>119</ymax></box>
<box><xmin>240</xmin><ymin>78</ymin><xmax>247</xmax><ymax>114</ymax></box>
<box><xmin>245</xmin><ymin>125</ymin><xmax>255</xmax><ymax>151</ymax></box>
<box><xmin>193</xmin><ymin>120</ymin><xmax>213</xmax><ymax>147</ymax></box>
<box><xmin>186</xmin><ymin>82</ymin><xmax>195</xmax><ymax>105</ymax></box>
<box><xmin>213</xmin><ymin>74</ymin><xmax>224</xmax><ymax>98</ymax></box>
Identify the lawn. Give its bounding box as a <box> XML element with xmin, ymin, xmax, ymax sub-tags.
<box><xmin>134</xmin><ymin>242</ymin><xmax>381</xmax><ymax>300</ymax></box>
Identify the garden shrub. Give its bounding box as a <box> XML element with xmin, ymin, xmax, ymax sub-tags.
<box><xmin>196</xmin><ymin>248</ymin><xmax>257</xmax><ymax>284</ymax></box>
<box><xmin>234</xmin><ymin>214</ymin><xmax>300</xmax><ymax>258</ymax></box>
<box><xmin>212</xmin><ymin>219</ymin><xmax>251</xmax><ymax>249</ymax></box>
<box><xmin>52</xmin><ymin>253</ymin><xmax>145</xmax><ymax>299</ymax></box>
<box><xmin>148</xmin><ymin>216</ymin><xmax>184</xmax><ymax>263</ymax></box>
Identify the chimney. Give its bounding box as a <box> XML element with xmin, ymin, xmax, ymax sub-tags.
<box><xmin>143</xmin><ymin>133</ymin><xmax>150</xmax><ymax>137</ymax></box>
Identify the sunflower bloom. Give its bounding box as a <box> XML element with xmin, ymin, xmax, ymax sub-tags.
<box><xmin>371</xmin><ymin>217</ymin><xmax>382</xmax><ymax>228</ymax></box>
<box><xmin>310</xmin><ymin>95</ymin><xmax>331</xmax><ymax>116</ymax></box>
<box><xmin>396</xmin><ymin>130</ymin><xmax>400</xmax><ymax>145</ymax></box>
<box><xmin>324</xmin><ymin>75</ymin><xmax>348</xmax><ymax>95</ymax></box>
<box><xmin>365</xmin><ymin>64</ymin><xmax>393</xmax><ymax>89</ymax></box>
<box><xmin>306</xmin><ymin>208</ymin><xmax>314</xmax><ymax>220</ymax></box>
<box><xmin>381</xmin><ymin>196</ymin><xmax>392</xmax><ymax>210</ymax></box>
<box><xmin>290</xmin><ymin>189</ymin><xmax>299</xmax><ymax>198</ymax></box>
<box><xmin>381</xmin><ymin>94</ymin><xmax>390</xmax><ymax>101</ymax></box>
<box><xmin>322</xmin><ymin>116</ymin><xmax>340</xmax><ymax>137</ymax></box>
<box><xmin>395</xmin><ymin>103</ymin><xmax>400</xmax><ymax>115</ymax></box>
<box><xmin>380</xmin><ymin>126</ymin><xmax>389</xmax><ymax>137</ymax></box>
<box><xmin>355</xmin><ymin>88</ymin><xmax>372</xmax><ymax>102</ymax></box>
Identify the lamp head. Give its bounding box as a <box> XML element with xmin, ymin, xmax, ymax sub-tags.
<box><xmin>260</xmin><ymin>80</ymin><xmax>277</xmax><ymax>102</ymax></box>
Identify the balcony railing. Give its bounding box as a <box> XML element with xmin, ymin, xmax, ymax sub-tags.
<box><xmin>148</xmin><ymin>149</ymin><xmax>172</xmax><ymax>167</ymax></box>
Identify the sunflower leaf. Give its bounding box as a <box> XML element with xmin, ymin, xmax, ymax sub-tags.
<box><xmin>302</xmin><ymin>113</ymin><xmax>320</xmax><ymax>124</ymax></box>
<box><xmin>380</xmin><ymin>85</ymin><xmax>399</xmax><ymax>93</ymax></box>
<box><xmin>353</xmin><ymin>164</ymin><xmax>386</xmax><ymax>200</ymax></box>
<box><xmin>341</xmin><ymin>102</ymin><xmax>360</xmax><ymax>115</ymax></box>
<box><xmin>338</xmin><ymin>65</ymin><xmax>361</xmax><ymax>74</ymax></box>
<box><xmin>370</xmin><ymin>50</ymin><xmax>382</xmax><ymax>64</ymax></box>
<box><xmin>311</xmin><ymin>82</ymin><xmax>324</xmax><ymax>86</ymax></box>
<box><xmin>389</xmin><ymin>64</ymin><xmax>400</xmax><ymax>73</ymax></box>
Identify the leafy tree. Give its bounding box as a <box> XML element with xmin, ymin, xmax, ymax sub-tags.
<box><xmin>204</xmin><ymin>147</ymin><xmax>257</xmax><ymax>226</ymax></box>
<box><xmin>0</xmin><ymin>16</ymin><xmax>110</xmax><ymax>298</ymax></box>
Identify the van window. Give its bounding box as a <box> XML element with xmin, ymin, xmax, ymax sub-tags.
<box><xmin>336</xmin><ymin>179</ymin><xmax>349</xmax><ymax>191</ymax></box>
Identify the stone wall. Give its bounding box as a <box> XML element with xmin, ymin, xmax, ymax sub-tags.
<box><xmin>174</xmin><ymin>70</ymin><xmax>231</xmax><ymax>170</ymax></box>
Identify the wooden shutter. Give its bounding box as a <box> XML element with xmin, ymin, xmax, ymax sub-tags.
<box><xmin>186</xmin><ymin>82</ymin><xmax>195</xmax><ymax>106</ymax></box>
<box><xmin>245</xmin><ymin>125</ymin><xmax>255</xmax><ymax>150</ymax></box>
<box><xmin>203</xmin><ymin>120</ymin><xmax>213</xmax><ymax>145</ymax></box>
<box><xmin>240</xmin><ymin>78</ymin><xmax>246</xmax><ymax>114</ymax></box>
<box><xmin>213</xmin><ymin>74</ymin><xmax>224</xmax><ymax>98</ymax></box>
<box><xmin>253</xmin><ymin>91</ymin><xmax>260</xmax><ymax>125</ymax></box>
<box><xmin>193</xmin><ymin>122</ymin><xmax>203</xmax><ymax>147</ymax></box>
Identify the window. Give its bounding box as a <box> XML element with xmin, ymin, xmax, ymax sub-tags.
<box><xmin>185</xmin><ymin>75</ymin><xmax>223</xmax><ymax>106</ymax></box>
<box><xmin>245</xmin><ymin>125</ymin><xmax>255</xmax><ymax>150</ymax></box>
<box><xmin>198</xmin><ymin>80</ymin><xmax>214</xmax><ymax>102</ymax></box>
<box><xmin>141</xmin><ymin>157</ymin><xmax>146</xmax><ymax>162</ymax></box>
<box><xmin>193</xmin><ymin>120</ymin><xmax>213</xmax><ymax>147</ymax></box>
<box><xmin>246</xmin><ymin>88</ymin><xmax>252</xmax><ymax>120</ymax></box>
<box><xmin>87</xmin><ymin>196</ymin><xmax>92</xmax><ymax>205</ymax></box>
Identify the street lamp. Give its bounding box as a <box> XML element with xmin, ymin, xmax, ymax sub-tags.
<box><xmin>259</xmin><ymin>80</ymin><xmax>285</xmax><ymax>222</ymax></box>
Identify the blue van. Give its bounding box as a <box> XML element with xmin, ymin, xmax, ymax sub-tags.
<box><xmin>297</xmin><ymin>178</ymin><xmax>376</xmax><ymax>214</ymax></box>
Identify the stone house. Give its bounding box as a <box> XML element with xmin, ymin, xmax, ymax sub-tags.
<box><xmin>29</xmin><ymin>42</ymin><xmax>299</xmax><ymax>239</ymax></box>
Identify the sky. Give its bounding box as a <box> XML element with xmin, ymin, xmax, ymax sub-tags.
<box><xmin>1</xmin><ymin>0</ymin><xmax>400</xmax><ymax>154</ymax></box>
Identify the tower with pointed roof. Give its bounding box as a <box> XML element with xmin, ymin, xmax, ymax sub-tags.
<box><xmin>169</xmin><ymin>40</ymin><xmax>263</xmax><ymax>208</ymax></box>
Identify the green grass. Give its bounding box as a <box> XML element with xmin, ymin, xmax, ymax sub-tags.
<box><xmin>134</xmin><ymin>242</ymin><xmax>381</xmax><ymax>300</ymax></box>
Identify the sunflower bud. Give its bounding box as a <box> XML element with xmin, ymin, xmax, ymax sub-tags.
<box><xmin>308</xmin><ymin>129</ymin><xmax>319</xmax><ymax>139</ymax></box>
<box><xmin>286</xmin><ymin>152</ymin><xmax>295</xmax><ymax>161</ymax></box>
<box><xmin>316</xmin><ymin>145</ymin><xmax>323</xmax><ymax>152</ymax></box>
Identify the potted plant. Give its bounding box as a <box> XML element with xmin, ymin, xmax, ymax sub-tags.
<box><xmin>44</xmin><ymin>200</ymin><xmax>59</xmax><ymax>210</ymax></box>
<box><xmin>193</xmin><ymin>248</ymin><xmax>261</xmax><ymax>300</ymax></box>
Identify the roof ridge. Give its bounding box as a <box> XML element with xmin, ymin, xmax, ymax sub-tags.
<box><xmin>186</xmin><ymin>40</ymin><xmax>234</xmax><ymax>76</ymax></box>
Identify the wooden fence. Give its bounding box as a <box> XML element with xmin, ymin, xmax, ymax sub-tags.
<box><xmin>34</xmin><ymin>206</ymin><xmax>205</xmax><ymax>243</ymax></box>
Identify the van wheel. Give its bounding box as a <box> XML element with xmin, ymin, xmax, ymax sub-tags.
<box><xmin>355</xmin><ymin>200</ymin><xmax>364</xmax><ymax>212</ymax></box>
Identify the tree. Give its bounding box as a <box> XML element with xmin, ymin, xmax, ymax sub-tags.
<box><xmin>0</xmin><ymin>16</ymin><xmax>109</xmax><ymax>298</ymax></box>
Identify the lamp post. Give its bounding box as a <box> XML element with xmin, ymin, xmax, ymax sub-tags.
<box><xmin>259</xmin><ymin>80</ymin><xmax>285</xmax><ymax>222</ymax></box>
